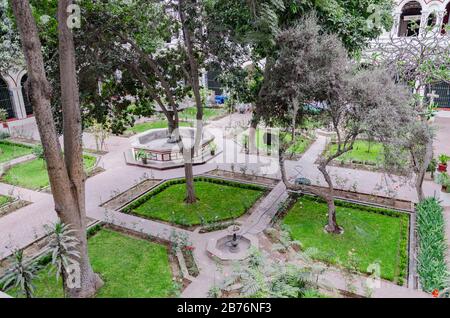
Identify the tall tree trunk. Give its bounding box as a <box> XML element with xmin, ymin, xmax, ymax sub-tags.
<box><xmin>317</xmin><ymin>163</ymin><xmax>343</xmax><ymax>234</ymax></box>
<box><xmin>11</xmin><ymin>0</ymin><xmax>102</xmax><ymax>298</ymax></box>
<box><xmin>178</xmin><ymin>0</ymin><xmax>204</xmax><ymax>204</ymax></box>
<box><xmin>415</xmin><ymin>137</ymin><xmax>433</xmax><ymax>202</ymax></box>
<box><xmin>248</xmin><ymin>113</ymin><xmax>258</xmax><ymax>154</ymax></box>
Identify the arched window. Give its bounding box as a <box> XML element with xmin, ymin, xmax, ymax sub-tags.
<box><xmin>427</xmin><ymin>12</ymin><xmax>437</xmax><ymax>27</ymax></box>
<box><xmin>442</xmin><ymin>2</ymin><xmax>450</xmax><ymax>34</ymax></box>
<box><xmin>0</xmin><ymin>78</ymin><xmax>16</xmax><ymax>119</ymax></box>
<box><xmin>398</xmin><ymin>1</ymin><xmax>422</xmax><ymax>37</ymax></box>
<box><xmin>21</xmin><ymin>75</ymin><xmax>33</xmax><ymax>116</ymax></box>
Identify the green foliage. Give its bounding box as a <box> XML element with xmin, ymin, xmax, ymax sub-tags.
<box><xmin>327</xmin><ymin>140</ymin><xmax>384</xmax><ymax>166</ymax></box>
<box><xmin>438</xmin><ymin>154</ymin><xmax>450</xmax><ymax>165</ymax></box>
<box><xmin>1</xmin><ymin>154</ymin><xmax>96</xmax><ymax>190</ymax></box>
<box><xmin>0</xmin><ymin>141</ymin><xmax>34</xmax><ymax>163</ymax></box>
<box><xmin>44</xmin><ymin>221</ymin><xmax>80</xmax><ymax>296</ymax></box>
<box><xmin>32</xmin><ymin>145</ymin><xmax>44</xmax><ymax>160</ymax></box>
<box><xmin>223</xmin><ymin>248</ymin><xmax>321</xmax><ymax>298</ymax></box>
<box><xmin>416</xmin><ymin>198</ymin><xmax>449</xmax><ymax>293</ymax></box>
<box><xmin>123</xmin><ymin>177</ymin><xmax>265</xmax><ymax>226</ymax></box>
<box><xmin>283</xmin><ymin>196</ymin><xmax>409</xmax><ymax>284</ymax></box>
<box><xmin>9</xmin><ymin>229</ymin><xmax>178</xmax><ymax>298</ymax></box>
<box><xmin>0</xmin><ymin>250</ymin><xmax>40</xmax><ymax>298</ymax></box>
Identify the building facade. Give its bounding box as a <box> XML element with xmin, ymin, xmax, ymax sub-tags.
<box><xmin>0</xmin><ymin>67</ymin><xmax>35</xmax><ymax>131</ymax></box>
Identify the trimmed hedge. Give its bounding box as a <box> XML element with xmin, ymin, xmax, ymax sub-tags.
<box><xmin>416</xmin><ymin>198</ymin><xmax>449</xmax><ymax>293</ymax></box>
<box><xmin>122</xmin><ymin>177</ymin><xmax>266</xmax><ymax>214</ymax></box>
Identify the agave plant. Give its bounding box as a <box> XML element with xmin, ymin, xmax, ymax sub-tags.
<box><xmin>0</xmin><ymin>250</ymin><xmax>40</xmax><ymax>298</ymax></box>
<box><xmin>44</xmin><ymin>221</ymin><xmax>80</xmax><ymax>297</ymax></box>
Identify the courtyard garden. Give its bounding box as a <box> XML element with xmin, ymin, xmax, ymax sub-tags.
<box><xmin>0</xmin><ymin>140</ymin><xmax>33</xmax><ymax>163</ymax></box>
<box><xmin>3</xmin><ymin>228</ymin><xmax>178</xmax><ymax>298</ymax></box>
<box><xmin>0</xmin><ymin>154</ymin><xmax>97</xmax><ymax>190</ymax></box>
<box><xmin>282</xmin><ymin>196</ymin><xmax>409</xmax><ymax>284</ymax></box>
<box><xmin>326</xmin><ymin>140</ymin><xmax>384</xmax><ymax>167</ymax></box>
<box><xmin>123</xmin><ymin>177</ymin><xmax>265</xmax><ymax>227</ymax></box>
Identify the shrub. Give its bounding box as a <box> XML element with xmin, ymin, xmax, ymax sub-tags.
<box><xmin>416</xmin><ymin>198</ymin><xmax>449</xmax><ymax>292</ymax></box>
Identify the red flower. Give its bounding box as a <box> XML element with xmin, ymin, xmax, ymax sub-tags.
<box><xmin>185</xmin><ymin>245</ymin><xmax>195</xmax><ymax>251</ymax></box>
<box><xmin>432</xmin><ymin>289</ymin><xmax>439</xmax><ymax>298</ymax></box>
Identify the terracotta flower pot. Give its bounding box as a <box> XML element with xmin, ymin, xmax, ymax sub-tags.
<box><xmin>438</xmin><ymin>163</ymin><xmax>447</xmax><ymax>172</ymax></box>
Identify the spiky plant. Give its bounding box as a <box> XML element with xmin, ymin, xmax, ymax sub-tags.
<box><xmin>0</xmin><ymin>250</ymin><xmax>40</xmax><ymax>298</ymax></box>
<box><xmin>45</xmin><ymin>221</ymin><xmax>80</xmax><ymax>297</ymax></box>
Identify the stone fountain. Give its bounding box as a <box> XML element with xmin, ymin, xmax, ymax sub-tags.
<box><xmin>206</xmin><ymin>225</ymin><xmax>258</xmax><ymax>264</ymax></box>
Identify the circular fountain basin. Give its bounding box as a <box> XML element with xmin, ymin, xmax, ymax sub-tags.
<box><xmin>130</xmin><ymin>127</ymin><xmax>215</xmax><ymax>163</ymax></box>
<box><xmin>206</xmin><ymin>233</ymin><xmax>258</xmax><ymax>263</ymax></box>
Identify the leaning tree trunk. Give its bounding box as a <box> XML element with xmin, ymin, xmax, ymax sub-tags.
<box><xmin>279</xmin><ymin>149</ymin><xmax>342</xmax><ymax>234</ymax></box>
<box><xmin>317</xmin><ymin>162</ymin><xmax>343</xmax><ymax>234</ymax></box>
<box><xmin>12</xmin><ymin>0</ymin><xmax>103</xmax><ymax>298</ymax></box>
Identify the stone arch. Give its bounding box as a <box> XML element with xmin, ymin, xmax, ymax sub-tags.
<box><xmin>398</xmin><ymin>1</ymin><xmax>423</xmax><ymax>36</ymax></box>
<box><xmin>20</xmin><ymin>73</ymin><xmax>33</xmax><ymax>116</ymax></box>
<box><xmin>0</xmin><ymin>75</ymin><xmax>17</xmax><ymax>119</ymax></box>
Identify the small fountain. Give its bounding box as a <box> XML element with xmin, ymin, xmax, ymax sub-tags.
<box><xmin>227</xmin><ymin>233</ymin><xmax>240</xmax><ymax>253</ymax></box>
<box><xmin>206</xmin><ymin>227</ymin><xmax>258</xmax><ymax>264</ymax></box>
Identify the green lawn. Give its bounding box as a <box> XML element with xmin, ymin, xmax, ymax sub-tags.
<box><xmin>6</xmin><ymin>229</ymin><xmax>176</xmax><ymax>298</ymax></box>
<box><xmin>179</xmin><ymin>107</ymin><xmax>227</xmax><ymax>121</ymax></box>
<box><xmin>243</xmin><ymin>129</ymin><xmax>313</xmax><ymax>155</ymax></box>
<box><xmin>1</xmin><ymin>155</ymin><xmax>97</xmax><ymax>190</ymax></box>
<box><xmin>327</xmin><ymin>140</ymin><xmax>384</xmax><ymax>166</ymax></box>
<box><xmin>125</xmin><ymin>120</ymin><xmax>192</xmax><ymax>135</ymax></box>
<box><xmin>130</xmin><ymin>180</ymin><xmax>264</xmax><ymax>226</ymax></box>
<box><xmin>0</xmin><ymin>141</ymin><xmax>33</xmax><ymax>163</ymax></box>
<box><xmin>0</xmin><ymin>195</ymin><xmax>12</xmax><ymax>208</ymax></box>
<box><xmin>283</xmin><ymin>196</ymin><xmax>409</xmax><ymax>283</ymax></box>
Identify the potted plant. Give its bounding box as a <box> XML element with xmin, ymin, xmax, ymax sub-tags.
<box><xmin>136</xmin><ymin>150</ymin><xmax>148</xmax><ymax>164</ymax></box>
<box><xmin>210</xmin><ymin>143</ymin><xmax>217</xmax><ymax>156</ymax></box>
<box><xmin>436</xmin><ymin>172</ymin><xmax>450</xmax><ymax>192</ymax></box>
<box><xmin>427</xmin><ymin>158</ymin><xmax>437</xmax><ymax>179</ymax></box>
<box><xmin>438</xmin><ymin>154</ymin><xmax>450</xmax><ymax>172</ymax></box>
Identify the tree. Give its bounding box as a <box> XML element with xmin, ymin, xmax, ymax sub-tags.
<box><xmin>0</xmin><ymin>0</ymin><xmax>23</xmax><ymax>73</ymax></box>
<box><xmin>369</xmin><ymin>24</ymin><xmax>450</xmax><ymax>201</ymax></box>
<box><xmin>45</xmin><ymin>221</ymin><xmax>81</xmax><ymax>298</ymax></box>
<box><xmin>11</xmin><ymin>0</ymin><xmax>103</xmax><ymax>297</ymax></box>
<box><xmin>208</xmin><ymin>0</ymin><xmax>395</xmax><ymax>151</ymax></box>
<box><xmin>264</xmin><ymin>16</ymin><xmax>413</xmax><ymax>233</ymax></box>
<box><xmin>78</xmin><ymin>0</ymin><xmax>210</xmax><ymax>203</ymax></box>
<box><xmin>0</xmin><ymin>250</ymin><xmax>39</xmax><ymax>298</ymax></box>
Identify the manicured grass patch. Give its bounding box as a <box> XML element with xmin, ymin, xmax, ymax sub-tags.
<box><xmin>126</xmin><ymin>120</ymin><xmax>192</xmax><ymax>134</ymax></box>
<box><xmin>416</xmin><ymin>198</ymin><xmax>449</xmax><ymax>293</ymax></box>
<box><xmin>125</xmin><ymin>178</ymin><xmax>265</xmax><ymax>226</ymax></box>
<box><xmin>327</xmin><ymin>140</ymin><xmax>384</xmax><ymax>166</ymax></box>
<box><xmin>283</xmin><ymin>196</ymin><xmax>409</xmax><ymax>283</ymax></box>
<box><xmin>180</xmin><ymin>107</ymin><xmax>227</xmax><ymax>121</ymax></box>
<box><xmin>243</xmin><ymin>129</ymin><xmax>313</xmax><ymax>155</ymax></box>
<box><xmin>6</xmin><ymin>229</ymin><xmax>177</xmax><ymax>298</ymax></box>
<box><xmin>0</xmin><ymin>141</ymin><xmax>33</xmax><ymax>163</ymax></box>
<box><xmin>0</xmin><ymin>195</ymin><xmax>12</xmax><ymax>208</ymax></box>
<box><xmin>1</xmin><ymin>154</ymin><xmax>97</xmax><ymax>190</ymax></box>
